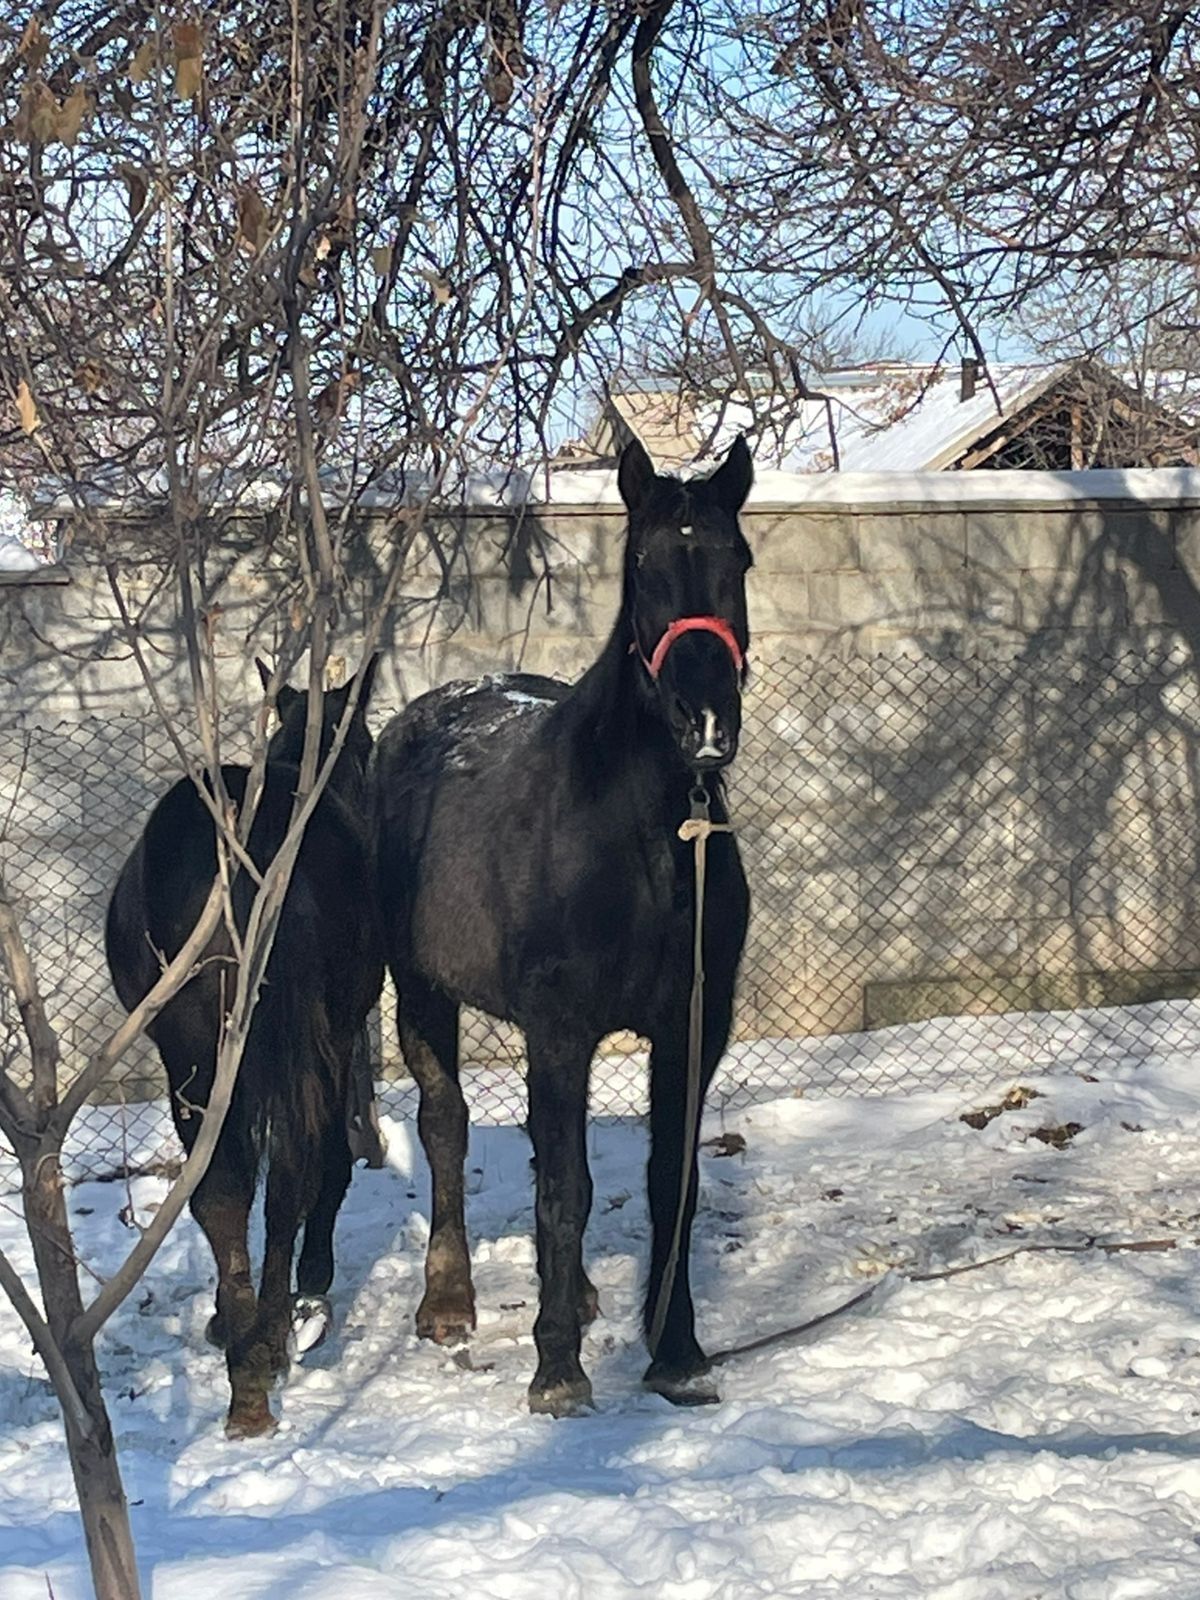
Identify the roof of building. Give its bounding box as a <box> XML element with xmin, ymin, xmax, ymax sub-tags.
<box><xmin>589</xmin><ymin>359</ymin><xmax>1200</xmax><ymax>474</ymax></box>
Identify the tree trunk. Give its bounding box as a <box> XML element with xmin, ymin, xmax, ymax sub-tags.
<box><xmin>23</xmin><ymin>1148</ymin><xmax>142</xmax><ymax>1600</ymax></box>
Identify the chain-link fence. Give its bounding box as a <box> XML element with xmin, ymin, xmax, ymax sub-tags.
<box><xmin>4</xmin><ymin>638</ymin><xmax>1200</xmax><ymax>1181</ymax></box>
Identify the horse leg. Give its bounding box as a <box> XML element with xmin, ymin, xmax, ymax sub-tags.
<box><xmin>398</xmin><ymin>977</ymin><xmax>475</xmax><ymax>1344</ymax></box>
<box><xmin>526</xmin><ymin>1027</ymin><xmax>594</xmax><ymax>1416</ymax></box>
<box><xmin>157</xmin><ymin>1019</ymin><xmax>257</xmax><ymax>1359</ymax></box>
<box><xmin>294</xmin><ymin>1116</ymin><xmax>353</xmax><ymax>1350</ymax></box>
<box><xmin>642</xmin><ymin>991</ymin><xmax>732</xmax><ymax>1404</ymax></box>
<box><xmin>223</xmin><ymin>1147</ymin><xmax>315</xmax><ymax>1439</ymax></box>
<box><xmin>189</xmin><ymin>1153</ymin><xmax>257</xmax><ymax>1362</ymax></box>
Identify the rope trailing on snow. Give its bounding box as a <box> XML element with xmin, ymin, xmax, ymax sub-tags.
<box><xmin>646</xmin><ymin>782</ymin><xmax>733</xmax><ymax>1360</ymax></box>
<box><xmin>708</xmin><ymin>1235</ymin><xmax>1183</xmax><ymax>1368</ymax></box>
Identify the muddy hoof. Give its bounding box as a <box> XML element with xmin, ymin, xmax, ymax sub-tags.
<box><xmin>528</xmin><ymin>1375</ymin><xmax>594</xmax><ymax>1417</ymax></box>
<box><xmin>579</xmin><ymin>1280</ymin><xmax>601</xmax><ymax>1325</ymax></box>
<box><xmin>289</xmin><ymin>1294</ymin><xmax>333</xmax><ymax>1360</ymax></box>
<box><xmin>417</xmin><ymin>1294</ymin><xmax>476</xmax><ymax>1346</ymax></box>
<box><xmin>224</xmin><ymin>1402</ymin><xmax>277</xmax><ymax>1440</ymax></box>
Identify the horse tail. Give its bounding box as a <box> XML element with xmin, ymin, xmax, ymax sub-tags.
<box><xmin>236</xmin><ymin>868</ymin><xmax>349</xmax><ymax>1166</ymax></box>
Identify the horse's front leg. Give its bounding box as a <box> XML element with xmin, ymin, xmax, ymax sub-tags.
<box><xmin>398</xmin><ymin>975</ymin><xmax>475</xmax><ymax>1344</ymax></box>
<box><xmin>642</xmin><ymin>984</ymin><xmax>733</xmax><ymax>1404</ymax></box>
<box><xmin>525</xmin><ymin>1024</ymin><xmax>595</xmax><ymax>1417</ymax></box>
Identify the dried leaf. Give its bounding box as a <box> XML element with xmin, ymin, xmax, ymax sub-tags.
<box><xmin>54</xmin><ymin>83</ymin><xmax>88</xmax><ymax>146</ymax></box>
<box><xmin>19</xmin><ymin>17</ymin><xmax>50</xmax><ymax>72</ymax></box>
<box><xmin>173</xmin><ymin>21</ymin><xmax>202</xmax><ymax>99</ymax></box>
<box><xmin>236</xmin><ymin>185</ymin><xmax>267</xmax><ymax>253</ymax></box>
<box><xmin>129</xmin><ymin>36</ymin><xmax>158</xmax><ymax>83</ymax></box>
<box><xmin>74</xmin><ymin>361</ymin><xmax>105</xmax><ymax>396</ymax></box>
<box><xmin>311</xmin><ymin>372</ymin><xmax>360</xmax><ymax>428</ymax></box>
<box><xmin>314</xmin><ymin>233</ymin><xmax>332</xmax><ymax>261</ymax></box>
<box><xmin>371</xmin><ymin>244</ymin><xmax>392</xmax><ymax>277</ymax></box>
<box><xmin>418</xmin><ymin>267</ymin><xmax>452</xmax><ymax>304</ymax></box>
<box><xmin>15</xmin><ymin>379</ymin><xmax>40</xmax><ymax>435</ymax></box>
<box><xmin>17</xmin><ymin>81</ymin><xmax>58</xmax><ymax>144</ymax></box>
<box><xmin>122</xmin><ymin>167</ymin><xmax>148</xmax><ymax>219</ymax></box>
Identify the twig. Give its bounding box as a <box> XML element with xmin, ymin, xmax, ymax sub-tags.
<box><xmin>713</xmin><ymin>1235</ymin><xmax>1184</xmax><ymax>1368</ymax></box>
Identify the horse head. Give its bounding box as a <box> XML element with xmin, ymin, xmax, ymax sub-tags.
<box><xmin>618</xmin><ymin>435</ymin><xmax>753</xmax><ymax>771</ymax></box>
<box><xmin>256</xmin><ymin>655</ymin><xmax>380</xmax><ymax>798</ymax></box>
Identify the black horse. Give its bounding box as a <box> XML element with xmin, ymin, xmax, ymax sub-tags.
<box><xmin>106</xmin><ymin>662</ymin><xmax>383</xmax><ymax>1437</ymax></box>
<box><xmin>371</xmin><ymin>437</ymin><xmax>752</xmax><ymax>1414</ymax></box>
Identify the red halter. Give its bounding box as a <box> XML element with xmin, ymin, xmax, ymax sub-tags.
<box><xmin>636</xmin><ymin>615</ymin><xmax>745</xmax><ymax>681</ymax></box>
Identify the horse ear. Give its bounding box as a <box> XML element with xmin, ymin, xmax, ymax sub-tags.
<box><xmin>618</xmin><ymin>438</ymin><xmax>657</xmax><ymax>513</ymax></box>
<box><xmin>255</xmin><ymin>657</ymin><xmax>273</xmax><ymax>694</ymax></box>
<box><xmin>276</xmin><ymin>683</ymin><xmax>300</xmax><ymax>716</ymax></box>
<box><xmin>705</xmin><ymin>435</ymin><xmax>753</xmax><ymax>514</ymax></box>
<box><xmin>351</xmin><ymin>652</ymin><xmax>380</xmax><ymax>711</ymax></box>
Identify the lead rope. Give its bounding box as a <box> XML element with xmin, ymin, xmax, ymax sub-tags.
<box><xmin>647</xmin><ymin>781</ymin><xmax>734</xmax><ymax>1360</ymax></box>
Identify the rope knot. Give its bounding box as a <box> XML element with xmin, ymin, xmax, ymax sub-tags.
<box><xmin>678</xmin><ymin>817</ymin><xmax>734</xmax><ymax>843</ymax></box>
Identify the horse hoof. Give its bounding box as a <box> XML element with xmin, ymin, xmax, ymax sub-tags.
<box><xmin>289</xmin><ymin>1294</ymin><xmax>333</xmax><ymax>1360</ymax></box>
<box><xmin>224</xmin><ymin>1403</ymin><xmax>277</xmax><ymax>1440</ymax></box>
<box><xmin>417</xmin><ymin>1297</ymin><xmax>476</xmax><ymax>1346</ymax></box>
<box><xmin>527</xmin><ymin>1376</ymin><xmax>594</xmax><ymax>1418</ymax></box>
<box><xmin>643</xmin><ymin>1368</ymin><xmax>720</xmax><ymax>1408</ymax></box>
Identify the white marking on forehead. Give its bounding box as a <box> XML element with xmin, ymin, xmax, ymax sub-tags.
<box><xmin>680</xmin><ymin>523</ymin><xmax>693</xmax><ymax>536</ymax></box>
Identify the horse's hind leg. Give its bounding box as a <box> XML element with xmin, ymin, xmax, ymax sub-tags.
<box><xmin>294</xmin><ymin>1116</ymin><xmax>353</xmax><ymax>1345</ymax></box>
<box><xmin>158</xmin><ymin>1020</ymin><xmax>257</xmax><ymax>1361</ymax></box>
<box><xmin>189</xmin><ymin>1153</ymin><xmax>256</xmax><ymax>1362</ymax></box>
<box><xmin>223</xmin><ymin>1145</ymin><xmax>317</xmax><ymax>1438</ymax></box>
<box><xmin>526</xmin><ymin>1026</ymin><xmax>594</xmax><ymax>1416</ymax></box>
<box><xmin>398</xmin><ymin>976</ymin><xmax>475</xmax><ymax>1343</ymax></box>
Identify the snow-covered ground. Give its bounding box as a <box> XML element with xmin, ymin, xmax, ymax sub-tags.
<box><xmin>6</xmin><ymin>1009</ymin><xmax>1200</xmax><ymax>1597</ymax></box>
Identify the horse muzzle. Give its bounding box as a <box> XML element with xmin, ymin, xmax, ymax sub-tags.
<box><xmin>679</xmin><ymin>706</ymin><xmax>738</xmax><ymax>770</ymax></box>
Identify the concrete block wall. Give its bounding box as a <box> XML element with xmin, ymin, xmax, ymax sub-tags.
<box><xmin>4</xmin><ymin>476</ymin><xmax>1200</xmax><ymax>1101</ymax></box>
